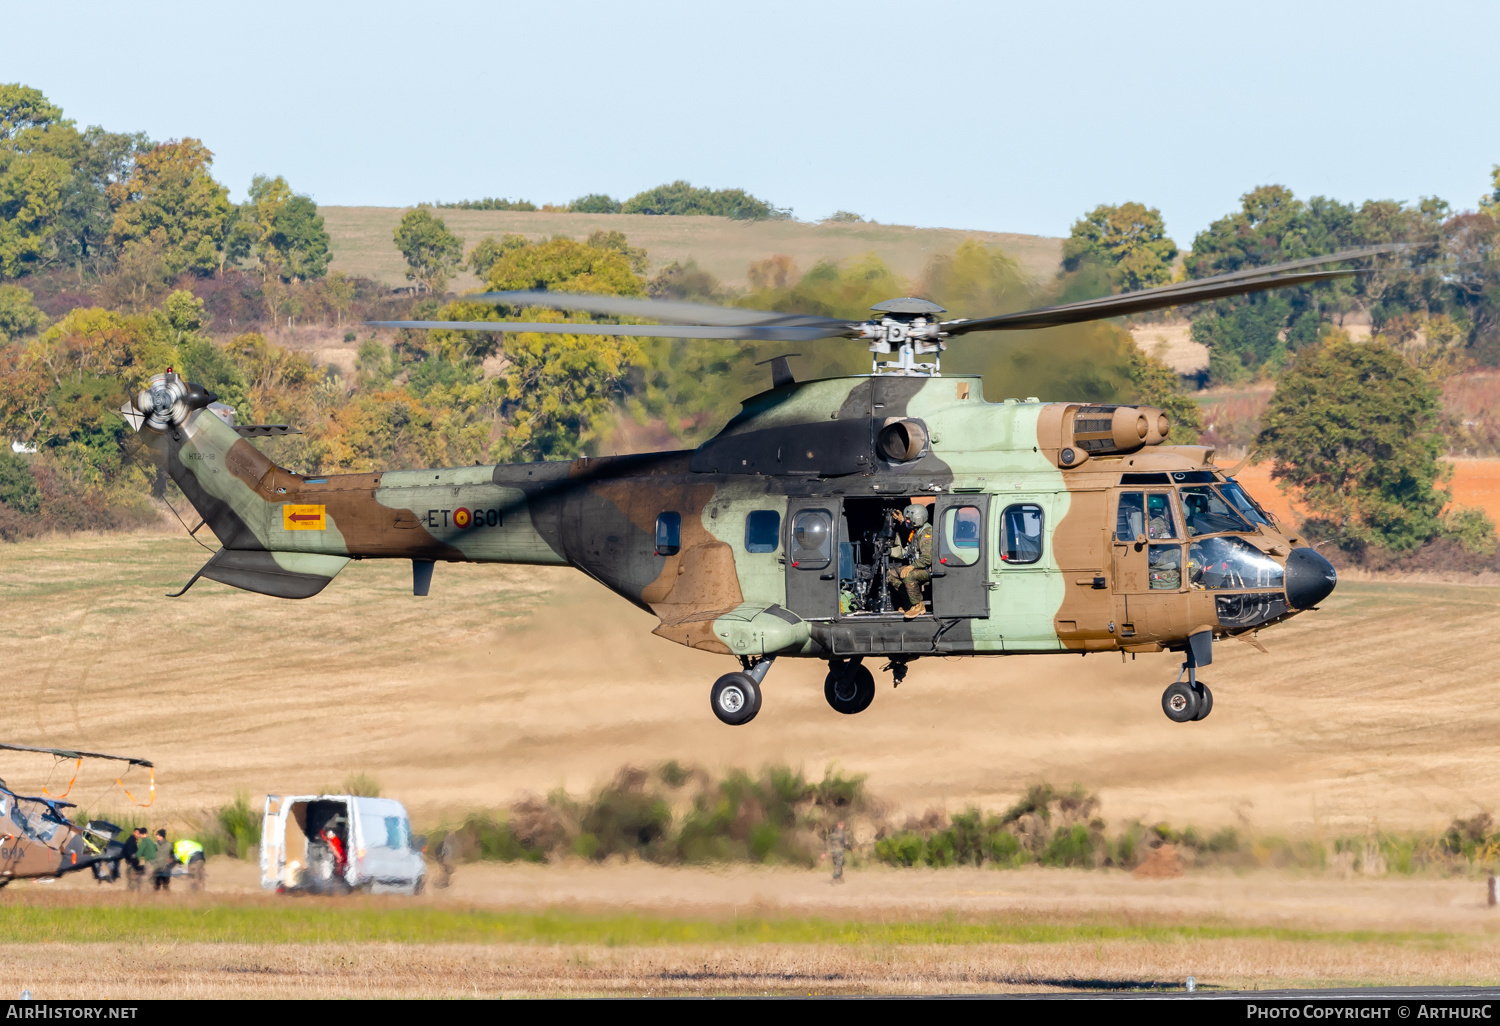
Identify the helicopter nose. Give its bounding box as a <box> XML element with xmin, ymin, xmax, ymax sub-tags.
<box><xmin>1285</xmin><ymin>547</ymin><xmax>1337</xmax><ymax>609</ymax></box>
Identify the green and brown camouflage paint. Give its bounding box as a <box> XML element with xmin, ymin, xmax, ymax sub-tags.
<box><xmin>142</xmin><ymin>373</ymin><xmax>1325</xmax><ymax>664</ymax></box>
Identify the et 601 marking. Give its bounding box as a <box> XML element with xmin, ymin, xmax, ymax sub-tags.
<box><xmin>428</xmin><ymin>507</ymin><xmax>504</xmax><ymax>529</ymax></box>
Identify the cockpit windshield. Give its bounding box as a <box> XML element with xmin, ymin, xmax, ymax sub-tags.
<box><xmin>1180</xmin><ymin>486</ymin><xmax>1253</xmax><ymax>536</ymax></box>
<box><xmin>1219</xmin><ymin>480</ymin><xmax>1273</xmax><ymax>527</ymax></box>
<box><xmin>6</xmin><ymin>794</ymin><xmax>65</xmax><ymax>842</ymax></box>
<box><xmin>1189</xmin><ymin>536</ymin><xmax>1285</xmax><ymax>590</ymax></box>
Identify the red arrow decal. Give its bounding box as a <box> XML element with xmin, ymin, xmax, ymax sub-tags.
<box><xmin>287</xmin><ymin>513</ymin><xmax>321</xmax><ymax>522</ymax></box>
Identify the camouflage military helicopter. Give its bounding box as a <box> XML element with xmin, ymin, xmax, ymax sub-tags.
<box><xmin>0</xmin><ymin>742</ymin><xmax>152</xmax><ymax>885</ymax></box>
<box><xmin>122</xmin><ymin>248</ymin><xmax>1383</xmax><ymax>726</ymax></box>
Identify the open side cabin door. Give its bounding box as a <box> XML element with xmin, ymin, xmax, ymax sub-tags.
<box><xmin>932</xmin><ymin>495</ymin><xmax>990</xmax><ymax>618</ymax></box>
<box><xmin>260</xmin><ymin>794</ymin><xmax>284</xmax><ymax>889</ymax></box>
<box><xmin>784</xmin><ymin>501</ymin><xmax>839</xmax><ymax>620</ymax></box>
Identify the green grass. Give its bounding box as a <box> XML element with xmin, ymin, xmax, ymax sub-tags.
<box><xmin>0</xmin><ymin>904</ymin><xmax>1473</xmax><ymax>949</ymax></box>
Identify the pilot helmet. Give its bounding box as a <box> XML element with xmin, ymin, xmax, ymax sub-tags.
<box><xmin>903</xmin><ymin>503</ymin><xmax>928</xmax><ymax>528</ymax></box>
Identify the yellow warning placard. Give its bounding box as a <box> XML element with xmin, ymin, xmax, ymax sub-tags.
<box><xmin>282</xmin><ymin>504</ymin><xmax>326</xmax><ymax>531</ymax></box>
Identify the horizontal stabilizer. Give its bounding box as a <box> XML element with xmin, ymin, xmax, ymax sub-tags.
<box><xmin>173</xmin><ymin>549</ymin><xmax>349</xmax><ymax>600</ymax></box>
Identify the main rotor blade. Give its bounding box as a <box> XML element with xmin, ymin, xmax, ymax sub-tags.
<box><xmin>458</xmin><ymin>290</ymin><xmax>850</xmax><ymax>330</ymax></box>
<box><xmin>367</xmin><ymin>320</ymin><xmax>854</xmax><ymax>343</ymax></box>
<box><xmin>0</xmin><ymin>741</ymin><xmax>153</xmax><ymax>768</ymax></box>
<box><xmin>944</xmin><ymin>244</ymin><xmax>1407</xmax><ymax>335</ymax></box>
<box><xmin>945</xmin><ymin>269</ymin><xmax>1354</xmax><ymax>334</ymax></box>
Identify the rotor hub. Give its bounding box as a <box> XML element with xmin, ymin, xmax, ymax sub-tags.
<box><xmin>859</xmin><ymin>300</ymin><xmax>949</xmax><ymax>376</ymax></box>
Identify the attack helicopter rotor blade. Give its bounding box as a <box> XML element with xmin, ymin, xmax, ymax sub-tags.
<box><xmin>456</xmin><ymin>291</ymin><xmax>852</xmax><ymax>330</ymax></box>
<box><xmin>0</xmin><ymin>741</ymin><xmax>153</xmax><ymax>768</ymax></box>
<box><xmin>366</xmin><ymin>320</ymin><xmax>855</xmax><ymax>343</ymax></box>
<box><xmin>942</xmin><ymin>244</ymin><xmax>1409</xmax><ymax>336</ymax></box>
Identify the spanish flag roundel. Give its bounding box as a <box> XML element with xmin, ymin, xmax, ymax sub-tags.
<box><xmin>453</xmin><ymin>507</ymin><xmax>472</xmax><ymax>528</ymax></box>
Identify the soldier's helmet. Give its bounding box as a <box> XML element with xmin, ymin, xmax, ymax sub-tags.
<box><xmin>903</xmin><ymin>503</ymin><xmax>928</xmax><ymax>528</ymax></box>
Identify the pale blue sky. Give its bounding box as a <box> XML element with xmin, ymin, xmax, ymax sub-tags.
<box><xmin>7</xmin><ymin>0</ymin><xmax>1497</xmax><ymax>244</ymax></box>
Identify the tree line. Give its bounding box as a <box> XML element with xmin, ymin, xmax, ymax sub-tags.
<box><xmin>436</xmin><ymin>180</ymin><xmax>791</xmax><ymax>221</ymax></box>
<box><xmin>4</xmin><ymin>77</ymin><xmax>1499</xmax><ymax>561</ymax></box>
<box><xmin>1068</xmin><ymin>178</ymin><xmax>1500</xmax><ymax>556</ymax></box>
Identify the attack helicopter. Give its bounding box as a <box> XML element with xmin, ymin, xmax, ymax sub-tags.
<box><xmin>0</xmin><ymin>742</ymin><xmax>153</xmax><ymax>885</ymax></box>
<box><xmin>120</xmin><ymin>248</ymin><xmax>1387</xmax><ymax>726</ymax></box>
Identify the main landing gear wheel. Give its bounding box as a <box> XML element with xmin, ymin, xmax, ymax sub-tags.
<box><xmin>1161</xmin><ymin>681</ymin><xmax>1198</xmax><ymax>723</ymax></box>
<box><xmin>825</xmin><ymin>660</ymin><xmax>876</xmax><ymax>715</ymax></box>
<box><xmin>1161</xmin><ymin>681</ymin><xmax>1214</xmax><ymax>723</ymax></box>
<box><xmin>711</xmin><ymin>672</ymin><xmax>762</xmax><ymax>726</ymax></box>
<box><xmin>1191</xmin><ymin>683</ymin><xmax>1213</xmax><ymax>721</ymax></box>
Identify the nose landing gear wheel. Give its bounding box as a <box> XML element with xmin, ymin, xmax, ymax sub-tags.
<box><xmin>824</xmin><ymin>660</ymin><xmax>876</xmax><ymax>715</ymax></box>
<box><xmin>711</xmin><ymin>672</ymin><xmax>762</xmax><ymax>725</ymax></box>
<box><xmin>1161</xmin><ymin>681</ymin><xmax>1199</xmax><ymax>723</ymax></box>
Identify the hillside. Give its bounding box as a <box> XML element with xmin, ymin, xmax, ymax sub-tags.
<box><xmin>321</xmin><ymin>207</ymin><xmax>1064</xmax><ymax>292</ymax></box>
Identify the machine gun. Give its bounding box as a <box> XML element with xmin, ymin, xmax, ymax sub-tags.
<box><xmin>874</xmin><ymin>508</ymin><xmax>898</xmax><ymax>614</ymax></box>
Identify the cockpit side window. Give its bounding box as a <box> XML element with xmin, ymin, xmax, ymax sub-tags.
<box><xmin>1180</xmin><ymin>486</ymin><xmax>1252</xmax><ymax>536</ymax></box>
<box><xmin>1145</xmin><ymin>493</ymin><xmax>1177</xmax><ymax>539</ymax></box>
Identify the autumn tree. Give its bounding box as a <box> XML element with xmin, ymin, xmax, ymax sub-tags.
<box><xmin>393</xmin><ymin>206</ymin><xmax>462</xmax><ymax>293</ymax></box>
<box><xmin>463</xmin><ymin>233</ymin><xmax>527</xmax><ymax>280</ymax></box>
<box><xmin>1257</xmin><ymin>337</ymin><xmax>1451</xmax><ymax>551</ymax></box>
<box><xmin>235</xmin><ymin>174</ymin><xmax>330</xmax><ymax>281</ymax></box>
<box><xmin>1480</xmin><ymin>166</ymin><xmax>1500</xmax><ymax>220</ymax></box>
<box><xmin>0</xmin><ymin>284</ymin><xmax>42</xmax><ymax>340</ymax></box>
<box><xmin>484</xmin><ymin>235</ymin><xmax>642</xmax><ymax>295</ymax></box>
<box><xmin>108</xmin><ymin>138</ymin><xmax>233</xmax><ymax>277</ymax></box>
<box><xmin>0</xmin><ymin>84</ymin><xmax>65</xmax><ymax>142</ymax></box>
<box><xmin>1062</xmin><ymin>202</ymin><xmax>1178</xmax><ymax>292</ymax></box>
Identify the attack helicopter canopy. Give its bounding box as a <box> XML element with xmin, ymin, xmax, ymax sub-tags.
<box><xmin>371</xmin><ymin>245</ymin><xmax>1408</xmax><ymax>377</ymax></box>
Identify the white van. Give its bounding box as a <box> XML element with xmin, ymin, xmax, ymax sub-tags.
<box><xmin>260</xmin><ymin>794</ymin><xmax>426</xmax><ymax>895</ymax></box>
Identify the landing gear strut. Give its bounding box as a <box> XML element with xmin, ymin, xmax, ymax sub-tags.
<box><xmin>825</xmin><ymin>657</ymin><xmax>875</xmax><ymax>715</ymax></box>
<box><xmin>710</xmin><ymin>656</ymin><xmax>775</xmax><ymax>726</ymax></box>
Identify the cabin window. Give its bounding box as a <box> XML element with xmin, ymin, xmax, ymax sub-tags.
<box><xmin>789</xmin><ymin>509</ymin><xmax>833</xmax><ymax>570</ymax></box>
<box><xmin>745</xmin><ymin>510</ymin><xmax>781</xmax><ymax>553</ymax></box>
<box><xmin>1117</xmin><ymin>492</ymin><xmax>1144</xmax><ymax>541</ymax></box>
<box><xmin>940</xmin><ymin>505</ymin><xmax>983</xmax><ymax>566</ymax></box>
<box><xmin>655</xmin><ymin>512</ymin><xmax>681</xmax><ymax>556</ymax></box>
<box><xmin>1149</xmin><ymin>544</ymin><xmax>1182</xmax><ymax>590</ymax></box>
<box><xmin>999</xmin><ymin>503</ymin><xmax>1044</xmax><ymax>564</ymax></box>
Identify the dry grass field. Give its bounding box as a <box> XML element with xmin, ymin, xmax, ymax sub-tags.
<box><xmin>4</xmin><ymin>530</ymin><xmax>1500</xmax><ymax>996</ymax></box>
<box><xmin>2</xmin><ymin>530</ymin><xmax>1499</xmax><ymax>831</ymax></box>
<box><xmin>320</xmin><ymin>206</ymin><xmax>1063</xmax><ymax>293</ymax></box>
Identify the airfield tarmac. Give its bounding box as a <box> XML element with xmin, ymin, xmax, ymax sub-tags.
<box><xmin>3</xmin><ymin>530</ymin><xmax>1500</xmax><ymax>996</ymax></box>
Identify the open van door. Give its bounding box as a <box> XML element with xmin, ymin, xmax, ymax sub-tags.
<box><xmin>260</xmin><ymin>795</ymin><xmax>284</xmax><ymax>889</ymax></box>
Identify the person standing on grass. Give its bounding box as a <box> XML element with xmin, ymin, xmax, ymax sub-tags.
<box><xmin>121</xmin><ymin>827</ymin><xmax>148</xmax><ymax>891</ymax></box>
<box><xmin>828</xmin><ymin>821</ymin><xmax>848</xmax><ymax>883</ymax></box>
<box><xmin>151</xmin><ymin>829</ymin><xmax>173</xmax><ymax>891</ymax></box>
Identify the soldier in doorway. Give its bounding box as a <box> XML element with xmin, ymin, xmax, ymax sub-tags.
<box><xmin>886</xmin><ymin>503</ymin><xmax>933</xmax><ymax>619</ymax></box>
